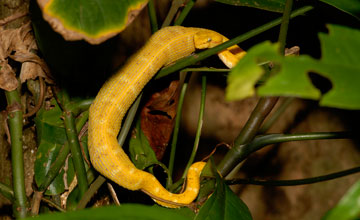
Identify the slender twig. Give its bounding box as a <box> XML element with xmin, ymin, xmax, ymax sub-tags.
<box><xmin>167</xmin><ymin>73</ymin><xmax>189</xmax><ymax>188</ymax></box>
<box><xmin>118</xmin><ymin>94</ymin><xmax>142</xmax><ymax>145</ymax></box>
<box><xmin>107</xmin><ymin>183</ymin><xmax>121</xmax><ymax>205</ymax></box>
<box><xmin>155</xmin><ymin>6</ymin><xmax>314</xmax><ymax>79</ymax></box>
<box><xmin>173</xmin><ymin>0</ymin><xmax>195</xmax><ymax>26</ymax></box>
<box><xmin>148</xmin><ymin>0</ymin><xmax>158</xmax><ymax>33</ymax></box>
<box><xmin>182</xmin><ymin>75</ymin><xmax>207</xmax><ymax>179</ymax></box>
<box><xmin>76</xmin><ymin>175</ymin><xmax>106</xmax><ymax>209</ymax></box>
<box><xmin>41</xmin><ymin>197</ymin><xmax>66</xmax><ymax>212</ymax></box>
<box><xmin>161</xmin><ymin>0</ymin><xmax>184</xmax><ymax>28</ymax></box>
<box><xmin>38</xmin><ymin>112</ymin><xmax>89</xmax><ymax>191</ymax></box>
<box><xmin>63</xmin><ymin>111</ymin><xmax>88</xmax><ymax>197</ymax></box>
<box><xmin>24</xmin><ymin>77</ymin><xmax>45</xmax><ymax>118</ymax></box>
<box><xmin>181</xmin><ymin>67</ymin><xmax>231</xmax><ymax>73</ymax></box>
<box><xmin>0</xmin><ymin>182</ymin><xmax>14</xmax><ymax>202</ymax></box>
<box><xmin>226</xmin><ymin>166</ymin><xmax>360</xmax><ymax>186</ymax></box>
<box><xmin>259</xmin><ymin>97</ymin><xmax>295</xmax><ymax>133</ymax></box>
<box><xmin>278</xmin><ymin>0</ymin><xmax>294</xmax><ymax>54</ymax></box>
<box><xmin>235</xmin><ymin>97</ymin><xmax>279</xmax><ymax>146</ymax></box>
<box><xmin>236</xmin><ymin>132</ymin><xmax>353</xmax><ymax>163</ymax></box>
<box><xmin>5</xmin><ymin>90</ymin><xmax>28</xmax><ymax>218</ymax></box>
<box><xmin>0</xmin><ymin>11</ymin><xmax>27</xmax><ymax>26</ymax></box>
<box><xmin>30</xmin><ymin>191</ymin><xmax>43</xmax><ymax>215</ymax></box>
<box><xmin>65</xmin><ymin>98</ymin><xmax>93</xmax><ymax>116</ymax></box>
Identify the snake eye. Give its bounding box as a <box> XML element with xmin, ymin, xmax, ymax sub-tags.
<box><xmin>207</xmin><ymin>37</ymin><xmax>212</xmax><ymax>42</ymax></box>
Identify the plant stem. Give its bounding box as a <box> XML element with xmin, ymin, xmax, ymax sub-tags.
<box><xmin>217</xmin><ymin>97</ymin><xmax>278</xmax><ymax>177</ymax></box>
<box><xmin>259</xmin><ymin>97</ymin><xmax>295</xmax><ymax>133</ymax></box>
<box><xmin>148</xmin><ymin>0</ymin><xmax>158</xmax><ymax>33</ymax></box>
<box><xmin>167</xmin><ymin>74</ymin><xmax>189</xmax><ymax>188</ymax></box>
<box><xmin>227</xmin><ymin>166</ymin><xmax>360</xmax><ymax>186</ymax></box>
<box><xmin>65</xmin><ymin>99</ymin><xmax>93</xmax><ymax>116</ymax></box>
<box><xmin>278</xmin><ymin>0</ymin><xmax>294</xmax><ymax>54</ymax></box>
<box><xmin>161</xmin><ymin>0</ymin><xmax>184</xmax><ymax>28</ymax></box>
<box><xmin>173</xmin><ymin>0</ymin><xmax>195</xmax><ymax>26</ymax></box>
<box><xmin>0</xmin><ymin>182</ymin><xmax>14</xmax><ymax>202</ymax></box>
<box><xmin>63</xmin><ymin>111</ymin><xmax>88</xmax><ymax>197</ymax></box>
<box><xmin>155</xmin><ymin>5</ymin><xmax>314</xmax><ymax>79</ymax></box>
<box><xmin>182</xmin><ymin>75</ymin><xmax>207</xmax><ymax>179</ymax></box>
<box><xmin>118</xmin><ymin>94</ymin><xmax>142</xmax><ymax>145</ymax></box>
<box><xmin>38</xmin><ymin>111</ymin><xmax>88</xmax><ymax>191</ymax></box>
<box><xmin>5</xmin><ymin>90</ymin><xmax>28</xmax><ymax>218</ymax></box>
<box><xmin>236</xmin><ymin>132</ymin><xmax>353</xmax><ymax>163</ymax></box>
<box><xmin>181</xmin><ymin>67</ymin><xmax>231</xmax><ymax>73</ymax></box>
<box><xmin>76</xmin><ymin>175</ymin><xmax>106</xmax><ymax>210</ymax></box>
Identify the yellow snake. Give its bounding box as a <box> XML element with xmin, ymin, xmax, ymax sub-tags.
<box><xmin>88</xmin><ymin>26</ymin><xmax>246</xmax><ymax>208</ymax></box>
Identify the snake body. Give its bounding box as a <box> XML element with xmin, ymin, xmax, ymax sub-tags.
<box><xmin>88</xmin><ymin>26</ymin><xmax>245</xmax><ymax>208</ymax></box>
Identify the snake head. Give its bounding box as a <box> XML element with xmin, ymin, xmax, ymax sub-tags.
<box><xmin>194</xmin><ymin>31</ymin><xmax>225</xmax><ymax>49</ymax></box>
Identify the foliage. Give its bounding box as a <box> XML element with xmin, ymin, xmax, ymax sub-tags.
<box><xmin>0</xmin><ymin>0</ymin><xmax>359</xmax><ymax>219</ymax></box>
<box><xmin>24</xmin><ymin>204</ymin><xmax>192</xmax><ymax>220</ymax></box>
<box><xmin>226</xmin><ymin>24</ymin><xmax>360</xmax><ymax>109</ymax></box>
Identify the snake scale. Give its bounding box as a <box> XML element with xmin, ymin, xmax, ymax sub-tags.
<box><xmin>88</xmin><ymin>26</ymin><xmax>246</xmax><ymax>208</ymax></box>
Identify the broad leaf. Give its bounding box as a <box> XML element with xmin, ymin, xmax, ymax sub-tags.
<box><xmin>322</xmin><ymin>180</ymin><xmax>360</xmax><ymax>220</ymax></box>
<box><xmin>226</xmin><ymin>24</ymin><xmax>360</xmax><ymax>110</ymax></box>
<box><xmin>34</xmin><ymin>99</ymin><xmax>75</xmax><ymax>195</ymax></box>
<box><xmin>216</xmin><ymin>0</ymin><xmax>360</xmax><ymax>18</ymax></box>
<box><xmin>36</xmin><ymin>0</ymin><xmax>148</xmax><ymax>44</ymax></box>
<box><xmin>320</xmin><ymin>0</ymin><xmax>360</xmax><ymax>19</ymax></box>
<box><xmin>26</xmin><ymin>204</ymin><xmax>191</xmax><ymax>220</ymax></box>
<box><xmin>129</xmin><ymin>117</ymin><xmax>160</xmax><ymax>170</ymax></box>
<box><xmin>216</xmin><ymin>0</ymin><xmax>285</xmax><ymax>12</ymax></box>
<box><xmin>195</xmin><ymin>170</ymin><xmax>252</xmax><ymax>220</ymax></box>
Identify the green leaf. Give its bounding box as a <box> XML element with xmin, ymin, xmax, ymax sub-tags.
<box><xmin>34</xmin><ymin>99</ymin><xmax>75</xmax><ymax>195</ymax></box>
<box><xmin>129</xmin><ymin>117</ymin><xmax>160</xmax><ymax>170</ymax></box>
<box><xmin>215</xmin><ymin>0</ymin><xmax>360</xmax><ymax>17</ymax></box>
<box><xmin>319</xmin><ymin>0</ymin><xmax>360</xmax><ymax>19</ymax></box>
<box><xmin>37</xmin><ymin>0</ymin><xmax>149</xmax><ymax>44</ymax></box>
<box><xmin>215</xmin><ymin>0</ymin><xmax>285</xmax><ymax>12</ymax></box>
<box><xmin>226</xmin><ymin>24</ymin><xmax>360</xmax><ymax>110</ymax></box>
<box><xmin>322</xmin><ymin>180</ymin><xmax>360</xmax><ymax>220</ymax></box>
<box><xmin>25</xmin><ymin>204</ymin><xmax>191</xmax><ymax>220</ymax></box>
<box><xmin>195</xmin><ymin>170</ymin><xmax>252</xmax><ymax>220</ymax></box>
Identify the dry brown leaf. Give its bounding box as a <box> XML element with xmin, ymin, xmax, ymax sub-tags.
<box><xmin>19</xmin><ymin>62</ymin><xmax>46</xmax><ymax>83</ymax></box>
<box><xmin>0</xmin><ymin>60</ymin><xmax>18</xmax><ymax>91</ymax></box>
<box><xmin>0</xmin><ymin>21</ymin><xmax>52</xmax><ymax>87</ymax></box>
<box><xmin>140</xmin><ymin>80</ymin><xmax>180</xmax><ymax>160</ymax></box>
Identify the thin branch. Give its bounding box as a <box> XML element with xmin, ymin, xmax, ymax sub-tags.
<box><xmin>161</xmin><ymin>0</ymin><xmax>185</xmax><ymax>28</ymax></box>
<box><xmin>41</xmin><ymin>197</ymin><xmax>66</xmax><ymax>212</ymax></box>
<box><xmin>155</xmin><ymin>6</ymin><xmax>314</xmax><ymax>79</ymax></box>
<box><xmin>38</xmin><ymin>111</ymin><xmax>88</xmax><ymax>192</ymax></box>
<box><xmin>148</xmin><ymin>0</ymin><xmax>158</xmax><ymax>33</ymax></box>
<box><xmin>5</xmin><ymin>90</ymin><xmax>28</xmax><ymax>218</ymax></box>
<box><xmin>107</xmin><ymin>183</ymin><xmax>120</xmax><ymax>205</ymax></box>
<box><xmin>259</xmin><ymin>97</ymin><xmax>295</xmax><ymax>133</ymax></box>
<box><xmin>118</xmin><ymin>94</ymin><xmax>142</xmax><ymax>145</ymax></box>
<box><xmin>182</xmin><ymin>75</ymin><xmax>207</xmax><ymax>179</ymax></box>
<box><xmin>235</xmin><ymin>132</ymin><xmax>353</xmax><ymax>165</ymax></box>
<box><xmin>278</xmin><ymin>0</ymin><xmax>294</xmax><ymax>54</ymax></box>
<box><xmin>167</xmin><ymin>73</ymin><xmax>189</xmax><ymax>188</ymax></box>
<box><xmin>226</xmin><ymin>166</ymin><xmax>360</xmax><ymax>186</ymax></box>
<box><xmin>0</xmin><ymin>11</ymin><xmax>27</xmax><ymax>26</ymax></box>
<box><xmin>173</xmin><ymin>0</ymin><xmax>195</xmax><ymax>26</ymax></box>
<box><xmin>0</xmin><ymin>182</ymin><xmax>14</xmax><ymax>202</ymax></box>
<box><xmin>63</xmin><ymin>111</ymin><xmax>88</xmax><ymax>197</ymax></box>
<box><xmin>76</xmin><ymin>175</ymin><xmax>106</xmax><ymax>210</ymax></box>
